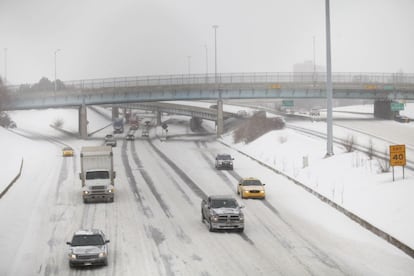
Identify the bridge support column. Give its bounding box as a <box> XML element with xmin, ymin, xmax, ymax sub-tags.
<box><xmin>374</xmin><ymin>100</ymin><xmax>395</xmax><ymax>119</ymax></box>
<box><xmin>112</xmin><ymin>107</ymin><xmax>119</xmax><ymax>120</ymax></box>
<box><xmin>79</xmin><ymin>104</ymin><xmax>88</xmax><ymax>139</ymax></box>
<box><xmin>156</xmin><ymin>111</ymin><xmax>161</xmax><ymax>126</ymax></box>
<box><xmin>217</xmin><ymin>100</ymin><xmax>224</xmax><ymax>137</ymax></box>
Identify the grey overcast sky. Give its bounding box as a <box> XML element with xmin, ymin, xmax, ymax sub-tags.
<box><xmin>1</xmin><ymin>0</ymin><xmax>413</xmax><ymax>84</ymax></box>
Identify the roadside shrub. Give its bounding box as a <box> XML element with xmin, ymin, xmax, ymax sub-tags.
<box><xmin>378</xmin><ymin>148</ymin><xmax>390</xmax><ymax>173</ymax></box>
<box><xmin>344</xmin><ymin>135</ymin><xmax>355</xmax><ymax>152</ymax></box>
<box><xmin>52</xmin><ymin>118</ymin><xmax>64</xmax><ymax>128</ymax></box>
<box><xmin>233</xmin><ymin>113</ymin><xmax>285</xmax><ymax>144</ymax></box>
<box><xmin>367</xmin><ymin>139</ymin><xmax>374</xmax><ymax>160</ymax></box>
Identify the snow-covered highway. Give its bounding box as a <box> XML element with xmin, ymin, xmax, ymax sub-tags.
<box><xmin>0</xmin><ymin>108</ymin><xmax>413</xmax><ymax>276</ymax></box>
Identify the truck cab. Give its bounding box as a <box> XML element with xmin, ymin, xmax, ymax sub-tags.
<box><xmin>201</xmin><ymin>195</ymin><xmax>244</xmax><ymax>232</ymax></box>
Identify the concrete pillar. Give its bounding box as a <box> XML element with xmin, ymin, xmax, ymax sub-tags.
<box><xmin>217</xmin><ymin>100</ymin><xmax>224</xmax><ymax>137</ymax></box>
<box><xmin>156</xmin><ymin>111</ymin><xmax>161</xmax><ymax>126</ymax></box>
<box><xmin>112</xmin><ymin>107</ymin><xmax>119</xmax><ymax>120</ymax></box>
<box><xmin>374</xmin><ymin>100</ymin><xmax>394</xmax><ymax>119</ymax></box>
<box><xmin>79</xmin><ymin>104</ymin><xmax>88</xmax><ymax>139</ymax></box>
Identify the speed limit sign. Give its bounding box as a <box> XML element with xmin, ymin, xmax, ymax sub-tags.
<box><xmin>389</xmin><ymin>145</ymin><xmax>406</xmax><ymax>166</ymax></box>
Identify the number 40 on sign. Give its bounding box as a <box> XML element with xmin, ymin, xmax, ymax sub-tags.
<box><xmin>389</xmin><ymin>145</ymin><xmax>406</xmax><ymax>166</ymax></box>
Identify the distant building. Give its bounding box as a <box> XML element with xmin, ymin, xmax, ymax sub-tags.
<box><xmin>293</xmin><ymin>60</ymin><xmax>325</xmax><ymax>82</ymax></box>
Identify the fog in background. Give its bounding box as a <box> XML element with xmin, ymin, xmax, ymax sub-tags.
<box><xmin>1</xmin><ymin>0</ymin><xmax>413</xmax><ymax>84</ymax></box>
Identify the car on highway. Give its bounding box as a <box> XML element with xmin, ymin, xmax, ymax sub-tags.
<box><xmin>142</xmin><ymin>128</ymin><xmax>149</xmax><ymax>137</ymax></box>
<box><xmin>125</xmin><ymin>134</ymin><xmax>135</xmax><ymax>141</ymax></box>
<box><xmin>394</xmin><ymin>115</ymin><xmax>410</xmax><ymax>123</ymax></box>
<box><xmin>62</xmin><ymin>146</ymin><xmax>74</xmax><ymax>157</ymax></box>
<box><xmin>215</xmin><ymin>154</ymin><xmax>234</xmax><ymax>170</ymax></box>
<box><xmin>66</xmin><ymin>229</ymin><xmax>110</xmax><ymax>268</ymax></box>
<box><xmin>104</xmin><ymin>134</ymin><xmax>117</xmax><ymax>147</ymax></box>
<box><xmin>201</xmin><ymin>195</ymin><xmax>244</xmax><ymax>232</ymax></box>
<box><xmin>237</xmin><ymin>177</ymin><xmax>266</xmax><ymax>199</ymax></box>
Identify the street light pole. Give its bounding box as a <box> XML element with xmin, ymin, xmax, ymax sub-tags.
<box><xmin>187</xmin><ymin>55</ymin><xmax>191</xmax><ymax>75</ymax></box>
<box><xmin>3</xmin><ymin>48</ymin><xmax>7</xmax><ymax>85</ymax></box>
<box><xmin>212</xmin><ymin>24</ymin><xmax>223</xmax><ymax>137</ymax></box>
<box><xmin>54</xmin><ymin>49</ymin><xmax>61</xmax><ymax>92</ymax></box>
<box><xmin>325</xmin><ymin>0</ymin><xmax>334</xmax><ymax>156</ymax></box>
<box><xmin>204</xmin><ymin>44</ymin><xmax>208</xmax><ymax>77</ymax></box>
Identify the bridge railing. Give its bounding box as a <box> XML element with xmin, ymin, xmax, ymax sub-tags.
<box><xmin>61</xmin><ymin>72</ymin><xmax>414</xmax><ymax>89</ymax></box>
<box><xmin>7</xmin><ymin>72</ymin><xmax>414</xmax><ymax>93</ymax></box>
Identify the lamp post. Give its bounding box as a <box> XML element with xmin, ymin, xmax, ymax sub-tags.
<box><xmin>204</xmin><ymin>44</ymin><xmax>208</xmax><ymax>77</ymax></box>
<box><xmin>187</xmin><ymin>55</ymin><xmax>191</xmax><ymax>75</ymax></box>
<box><xmin>3</xmin><ymin>48</ymin><xmax>7</xmax><ymax>85</ymax></box>
<box><xmin>54</xmin><ymin>49</ymin><xmax>61</xmax><ymax>92</ymax></box>
<box><xmin>212</xmin><ymin>24</ymin><xmax>223</xmax><ymax>137</ymax></box>
<box><xmin>325</xmin><ymin>0</ymin><xmax>334</xmax><ymax>156</ymax></box>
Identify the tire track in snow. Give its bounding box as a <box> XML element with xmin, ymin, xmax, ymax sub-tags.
<box><xmin>149</xmin><ymin>140</ymin><xmax>256</xmax><ymax>247</ymax></box>
<box><xmin>121</xmin><ymin>140</ymin><xmax>176</xmax><ymax>275</ymax></box>
<box><xmin>130</xmin><ymin>141</ymin><xmax>172</xmax><ymax>218</ymax></box>
<box><xmin>121</xmin><ymin>140</ymin><xmax>153</xmax><ymax>218</ymax></box>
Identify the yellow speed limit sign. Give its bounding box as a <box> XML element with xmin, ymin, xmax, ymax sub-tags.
<box><xmin>389</xmin><ymin>145</ymin><xmax>406</xmax><ymax>166</ymax></box>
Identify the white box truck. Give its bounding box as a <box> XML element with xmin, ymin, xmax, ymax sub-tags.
<box><xmin>79</xmin><ymin>146</ymin><xmax>115</xmax><ymax>203</ymax></box>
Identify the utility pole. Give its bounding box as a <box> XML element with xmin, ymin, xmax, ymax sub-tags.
<box><xmin>54</xmin><ymin>49</ymin><xmax>61</xmax><ymax>92</ymax></box>
<box><xmin>213</xmin><ymin>25</ymin><xmax>223</xmax><ymax>137</ymax></box>
<box><xmin>325</xmin><ymin>0</ymin><xmax>334</xmax><ymax>156</ymax></box>
<box><xmin>4</xmin><ymin>48</ymin><xmax>7</xmax><ymax>85</ymax></box>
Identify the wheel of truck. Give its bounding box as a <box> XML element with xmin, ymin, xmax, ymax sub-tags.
<box><xmin>83</xmin><ymin>198</ymin><xmax>88</xmax><ymax>204</ymax></box>
<box><xmin>201</xmin><ymin>212</ymin><xmax>205</xmax><ymax>223</ymax></box>
<box><xmin>208</xmin><ymin>221</ymin><xmax>214</xmax><ymax>232</ymax></box>
<box><xmin>238</xmin><ymin>228</ymin><xmax>244</xmax><ymax>233</ymax></box>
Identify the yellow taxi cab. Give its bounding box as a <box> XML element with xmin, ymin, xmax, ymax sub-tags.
<box><xmin>62</xmin><ymin>146</ymin><xmax>74</xmax><ymax>157</ymax></box>
<box><xmin>237</xmin><ymin>177</ymin><xmax>266</xmax><ymax>199</ymax></box>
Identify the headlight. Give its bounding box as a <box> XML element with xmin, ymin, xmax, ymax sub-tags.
<box><xmin>211</xmin><ymin>215</ymin><xmax>218</xmax><ymax>222</ymax></box>
<box><xmin>83</xmin><ymin>191</ymin><xmax>89</xmax><ymax>195</ymax></box>
<box><xmin>243</xmin><ymin>190</ymin><xmax>249</xmax><ymax>193</ymax></box>
<box><xmin>239</xmin><ymin>216</ymin><xmax>244</xmax><ymax>221</ymax></box>
<box><xmin>98</xmin><ymin>252</ymin><xmax>107</xmax><ymax>258</ymax></box>
<box><xmin>108</xmin><ymin>189</ymin><xmax>114</xmax><ymax>193</ymax></box>
<box><xmin>260</xmin><ymin>191</ymin><xmax>264</xmax><ymax>193</ymax></box>
<box><xmin>69</xmin><ymin>254</ymin><xmax>77</xmax><ymax>259</ymax></box>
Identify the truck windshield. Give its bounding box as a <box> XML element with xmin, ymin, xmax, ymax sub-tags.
<box><xmin>211</xmin><ymin>199</ymin><xmax>238</xmax><ymax>208</ymax></box>
<box><xmin>71</xmin><ymin>234</ymin><xmax>105</xmax><ymax>246</ymax></box>
<box><xmin>86</xmin><ymin>171</ymin><xmax>109</xmax><ymax>180</ymax></box>
<box><xmin>217</xmin><ymin>155</ymin><xmax>232</xmax><ymax>160</ymax></box>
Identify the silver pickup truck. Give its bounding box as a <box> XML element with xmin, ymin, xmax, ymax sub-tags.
<box><xmin>66</xmin><ymin>229</ymin><xmax>110</xmax><ymax>268</ymax></box>
<box><xmin>201</xmin><ymin>195</ymin><xmax>244</xmax><ymax>232</ymax></box>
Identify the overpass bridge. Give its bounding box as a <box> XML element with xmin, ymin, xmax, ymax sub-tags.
<box><xmin>3</xmin><ymin>72</ymin><xmax>414</xmax><ymax>137</ymax></box>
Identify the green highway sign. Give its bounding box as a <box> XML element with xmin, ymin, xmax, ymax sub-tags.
<box><xmin>282</xmin><ymin>100</ymin><xmax>294</xmax><ymax>107</ymax></box>
<box><xmin>391</xmin><ymin>102</ymin><xmax>404</xmax><ymax>111</ymax></box>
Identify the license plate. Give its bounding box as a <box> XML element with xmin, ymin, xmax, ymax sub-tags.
<box><xmin>84</xmin><ymin>262</ymin><xmax>92</xmax><ymax>266</ymax></box>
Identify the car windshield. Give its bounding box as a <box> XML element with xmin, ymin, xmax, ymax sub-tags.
<box><xmin>211</xmin><ymin>199</ymin><xmax>238</xmax><ymax>208</ymax></box>
<box><xmin>86</xmin><ymin>171</ymin><xmax>109</xmax><ymax>180</ymax></box>
<box><xmin>71</xmin><ymin>234</ymin><xmax>104</xmax><ymax>246</ymax></box>
<box><xmin>242</xmin><ymin>179</ymin><xmax>262</xmax><ymax>186</ymax></box>
<box><xmin>217</xmin><ymin>155</ymin><xmax>232</xmax><ymax>160</ymax></box>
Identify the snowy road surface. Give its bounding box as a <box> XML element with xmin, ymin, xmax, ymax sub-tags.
<box><xmin>0</xmin><ymin>110</ymin><xmax>414</xmax><ymax>276</ymax></box>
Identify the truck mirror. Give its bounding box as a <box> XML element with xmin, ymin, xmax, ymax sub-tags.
<box><xmin>66</xmin><ymin>242</ymin><xmax>71</xmax><ymax>245</ymax></box>
<box><xmin>79</xmin><ymin>173</ymin><xmax>82</xmax><ymax>180</ymax></box>
<box><xmin>105</xmin><ymin>240</ymin><xmax>110</xmax><ymax>243</ymax></box>
<box><xmin>262</xmin><ymin>183</ymin><xmax>266</xmax><ymax>186</ymax></box>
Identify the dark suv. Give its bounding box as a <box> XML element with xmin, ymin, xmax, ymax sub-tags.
<box><xmin>215</xmin><ymin>154</ymin><xmax>234</xmax><ymax>170</ymax></box>
<box><xmin>66</xmin><ymin>229</ymin><xmax>110</xmax><ymax>268</ymax></box>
